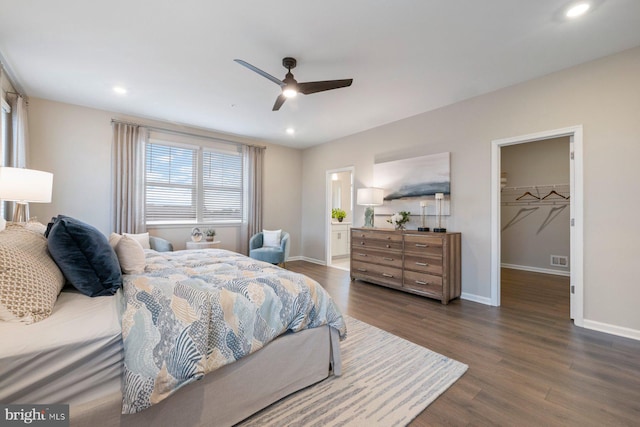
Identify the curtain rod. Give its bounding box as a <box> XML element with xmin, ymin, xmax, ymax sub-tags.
<box><xmin>111</xmin><ymin>118</ymin><xmax>267</xmax><ymax>150</ymax></box>
<box><xmin>0</xmin><ymin>59</ymin><xmax>27</xmax><ymax>98</ymax></box>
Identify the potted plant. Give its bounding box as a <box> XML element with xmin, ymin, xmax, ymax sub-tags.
<box><xmin>205</xmin><ymin>228</ymin><xmax>216</xmax><ymax>242</ymax></box>
<box><xmin>332</xmin><ymin>208</ymin><xmax>347</xmax><ymax>222</ymax></box>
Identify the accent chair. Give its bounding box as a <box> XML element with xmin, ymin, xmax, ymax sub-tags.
<box><xmin>249</xmin><ymin>231</ymin><xmax>290</xmax><ymax>267</ymax></box>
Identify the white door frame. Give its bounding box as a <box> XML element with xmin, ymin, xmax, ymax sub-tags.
<box><xmin>325</xmin><ymin>166</ymin><xmax>355</xmax><ymax>266</ymax></box>
<box><xmin>490</xmin><ymin>125</ymin><xmax>584</xmax><ymax>326</ymax></box>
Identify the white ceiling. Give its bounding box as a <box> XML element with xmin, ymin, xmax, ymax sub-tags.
<box><xmin>1</xmin><ymin>0</ymin><xmax>640</xmax><ymax>148</ymax></box>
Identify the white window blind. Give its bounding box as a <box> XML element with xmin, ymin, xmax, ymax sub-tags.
<box><xmin>202</xmin><ymin>150</ymin><xmax>242</xmax><ymax>221</ymax></box>
<box><xmin>144</xmin><ymin>133</ymin><xmax>243</xmax><ymax>224</ymax></box>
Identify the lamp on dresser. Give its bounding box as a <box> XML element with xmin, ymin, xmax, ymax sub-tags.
<box><xmin>357</xmin><ymin>187</ymin><xmax>384</xmax><ymax>228</ymax></box>
<box><xmin>0</xmin><ymin>167</ymin><xmax>54</xmax><ymax>223</ymax></box>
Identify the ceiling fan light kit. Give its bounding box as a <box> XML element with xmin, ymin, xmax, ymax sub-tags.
<box><xmin>234</xmin><ymin>57</ymin><xmax>353</xmax><ymax>111</ymax></box>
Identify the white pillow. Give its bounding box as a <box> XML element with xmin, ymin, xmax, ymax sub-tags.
<box><xmin>109</xmin><ymin>232</ymin><xmax>122</xmax><ymax>249</ymax></box>
<box><xmin>115</xmin><ymin>235</ymin><xmax>146</xmax><ymax>274</ymax></box>
<box><xmin>123</xmin><ymin>232</ymin><xmax>150</xmax><ymax>249</ymax></box>
<box><xmin>263</xmin><ymin>229</ymin><xmax>282</xmax><ymax>247</ymax></box>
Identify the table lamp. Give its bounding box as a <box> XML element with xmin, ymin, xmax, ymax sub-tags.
<box><xmin>0</xmin><ymin>167</ymin><xmax>53</xmax><ymax>223</ymax></box>
<box><xmin>357</xmin><ymin>187</ymin><xmax>384</xmax><ymax>228</ymax></box>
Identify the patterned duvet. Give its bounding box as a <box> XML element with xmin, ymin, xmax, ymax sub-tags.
<box><xmin>121</xmin><ymin>249</ymin><xmax>346</xmax><ymax>414</ymax></box>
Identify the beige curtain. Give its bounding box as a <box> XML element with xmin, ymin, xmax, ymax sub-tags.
<box><xmin>8</xmin><ymin>94</ymin><xmax>28</xmax><ymax>168</ymax></box>
<box><xmin>112</xmin><ymin>122</ymin><xmax>146</xmax><ymax>233</ymax></box>
<box><xmin>240</xmin><ymin>145</ymin><xmax>264</xmax><ymax>255</ymax></box>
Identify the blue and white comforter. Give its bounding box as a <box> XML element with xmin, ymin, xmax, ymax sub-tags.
<box><xmin>120</xmin><ymin>249</ymin><xmax>346</xmax><ymax>414</ymax></box>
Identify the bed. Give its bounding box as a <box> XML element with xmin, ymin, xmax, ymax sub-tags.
<box><xmin>0</xmin><ymin>222</ymin><xmax>346</xmax><ymax>427</ymax></box>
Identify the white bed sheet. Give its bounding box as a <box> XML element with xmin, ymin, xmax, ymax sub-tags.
<box><xmin>0</xmin><ymin>289</ymin><xmax>123</xmax><ymax>406</ymax></box>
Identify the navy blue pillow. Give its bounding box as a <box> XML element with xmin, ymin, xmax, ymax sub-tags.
<box><xmin>45</xmin><ymin>215</ymin><xmax>122</xmax><ymax>297</ymax></box>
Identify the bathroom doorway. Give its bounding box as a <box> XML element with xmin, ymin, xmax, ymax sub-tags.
<box><xmin>325</xmin><ymin>166</ymin><xmax>354</xmax><ymax>271</ymax></box>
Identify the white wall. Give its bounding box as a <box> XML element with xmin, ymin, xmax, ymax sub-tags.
<box><xmin>27</xmin><ymin>98</ymin><xmax>304</xmax><ymax>256</ymax></box>
<box><xmin>501</xmin><ymin>137</ymin><xmax>570</xmax><ymax>274</ymax></box>
<box><xmin>301</xmin><ymin>46</ymin><xmax>640</xmax><ymax>334</ymax></box>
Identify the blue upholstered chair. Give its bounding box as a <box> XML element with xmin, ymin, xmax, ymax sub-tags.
<box><xmin>149</xmin><ymin>236</ymin><xmax>174</xmax><ymax>252</ymax></box>
<box><xmin>249</xmin><ymin>231</ymin><xmax>290</xmax><ymax>267</ymax></box>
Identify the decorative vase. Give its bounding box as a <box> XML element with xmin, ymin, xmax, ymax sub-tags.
<box><xmin>338</xmin><ymin>218</ymin><xmax>343</xmax><ymax>223</ymax></box>
<box><xmin>395</xmin><ymin>224</ymin><xmax>405</xmax><ymax>231</ymax></box>
<box><xmin>206</xmin><ymin>236</ymin><xmax>214</xmax><ymax>242</ymax></box>
<box><xmin>191</xmin><ymin>227</ymin><xmax>203</xmax><ymax>242</ymax></box>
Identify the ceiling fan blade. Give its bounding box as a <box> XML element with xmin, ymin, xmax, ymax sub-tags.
<box><xmin>234</xmin><ymin>59</ymin><xmax>285</xmax><ymax>87</ymax></box>
<box><xmin>298</xmin><ymin>79</ymin><xmax>353</xmax><ymax>95</ymax></box>
<box><xmin>272</xmin><ymin>94</ymin><xmax>286</xmax><ymax>111</ymax></box>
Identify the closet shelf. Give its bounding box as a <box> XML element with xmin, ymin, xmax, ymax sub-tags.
<box><xmin>501</xmin><ymin>184</ymin><xmax>569</xmax><ymax>205</ymax></box>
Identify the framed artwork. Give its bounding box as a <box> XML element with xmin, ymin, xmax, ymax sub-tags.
<box><xmin>374</xmin><ymin>152</ymin><xmax>450</xmax><ymax>215</ymax></box>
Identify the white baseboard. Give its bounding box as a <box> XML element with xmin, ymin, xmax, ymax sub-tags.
<box><xmin>295</xmin><ymin>256</ymin><xmax>326</xmax><ymax>266</ymax></box>
<box><xmin>460</xmin><ymin>293</ymin><xmax>493</xmax><ymax>305</ymax></box>
<box><xmin>501</xmin><ymin>263</ymin><xmax>570</xmax><ymax>277</ymax></box>
<box><xmin>582</xmin><ymin>319</ymin><xmax>640</xmax><ymax>341</ymax></box>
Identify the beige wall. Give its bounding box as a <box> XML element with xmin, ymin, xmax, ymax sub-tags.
<box><xmin>301</xmin><ymin>46</ymin><xmax>640</xmax><ymax>334</ymax></box>
<box><xmin>501</xmin><ymin>137</ymin><xmax>570</xmax><ymax>274</ymax></box>
<box><xmin>27</xmin><ymin>98</ymin><xmax>304</xmax><ymax>256</ymax></box>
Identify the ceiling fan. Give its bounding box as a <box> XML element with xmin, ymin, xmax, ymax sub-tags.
<box><xmin>234</xmin><ymin>57</ymin><xmax>353</xmax><ymax>111</ymax></box>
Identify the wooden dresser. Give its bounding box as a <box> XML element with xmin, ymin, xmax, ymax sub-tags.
<box><xmin>350</xmin><ymin>228</ymin><xmax>461</xmax><ymax>304</ymax></box>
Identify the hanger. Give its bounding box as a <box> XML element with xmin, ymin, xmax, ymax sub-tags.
<box><xmin>542</xmin><ymin>190</ymin><xmax>567</xmax><ymax>200</ymax></box>
<box><xmin>516</xmin><ymin>191</ymin><xmax>540</xmax><ymax>201</ymax></box>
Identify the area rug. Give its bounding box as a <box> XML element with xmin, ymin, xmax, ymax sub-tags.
<box><xmin>237</xmin><ymin>315</ymin><xmax>468</xmax><ymax>427</ymax></box>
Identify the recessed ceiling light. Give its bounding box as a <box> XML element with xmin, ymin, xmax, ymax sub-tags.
<box><xmin>286</xmin><ymin>128</ymin><xmax>295</xmax><ymax>135</ymax></box>
<box><xmin>566</xmin><ymin>2</ymin><xmax>590</xmax><ymax>18</ymax></box>
<box><xmin>113</xmin><ymin>86</ymin><xmax>127</xmax><ymax>95</ymax></box>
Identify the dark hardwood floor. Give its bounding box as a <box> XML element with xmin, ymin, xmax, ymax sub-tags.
<box><xmin>287</xmin><ymin>261</ymin><xmax>640</xmax><ymax>427</ymax></box>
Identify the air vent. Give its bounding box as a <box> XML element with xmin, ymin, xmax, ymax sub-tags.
<box><xmin>550</xmin><ymin>255</ymin><xmax>568</xmax><ymax>267</ymax></box>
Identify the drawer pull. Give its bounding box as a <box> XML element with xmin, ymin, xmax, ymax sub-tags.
<box><xmin>360</xmin><ymin>242</ymin><xmax>365</xmax><ymax>245</ymax></box>
<box><xmin>357</xmin><ymin>268</ymin><xmax>367</xmax><ymax>272</ymax></box>
<box><xmin>415</xmin><ymin>280</ymin><xmax>429</xmax><ymax>285</ymax></box>
<box><xmin>385</xmin><ymin>244</ymin><xmax>391</xmax><ymax>248</ymax></box>
<box><xmin>415</xmin><ymin>262</ymin><xmax>429</xmax><ymax>266</ymax></box>
<box><xmin>358</xmin><ymin>253</ymin><xmax>367</xmax><ymax>257</ymax></box>
<box><xmin>383</xmin><ymin>257</ymin><xmax>394</xmax><ymax>261</ymax></box>
<box><xmin>415</xmin><ymin>243</ymin><xmax>429</xmax><ymax>248</ymax></box>
<box><xmin>382</xmin><ymin>273</ymin><xmax>394</xmax><ymax>278</ymax></box>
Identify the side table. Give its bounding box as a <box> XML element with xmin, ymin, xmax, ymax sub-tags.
<box><xmin>186</xmin><ymin>240</ymin><xmax>221</xmax><ymax>250</ymax></box>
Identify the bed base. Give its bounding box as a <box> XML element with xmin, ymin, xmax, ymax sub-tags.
<box><xmin>71</xmin><ymin>326</ymin><xmax>341</xmax><ymax>427</ymax></box>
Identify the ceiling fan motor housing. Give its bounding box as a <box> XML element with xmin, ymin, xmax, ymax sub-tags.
<box><xmin>282</xmin><ymin>57</ymin><xmax>297</xmax><ymax>70</ymax></box>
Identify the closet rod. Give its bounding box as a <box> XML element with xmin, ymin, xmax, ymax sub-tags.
<box><xmin>111</xmin><ymin>118</ymin><xmax>267</xmax><ymax>150</ymax></box>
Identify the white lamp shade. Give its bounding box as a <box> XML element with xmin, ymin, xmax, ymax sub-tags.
<box><xmin>357</xmin><ymin>187</ymin><xmax>384</xmax><ymax>206</ymax></box>
<box><xmin>0</xmin><ymin>167</ymin><xmax>53</xmax><ymax>203</ymax></box>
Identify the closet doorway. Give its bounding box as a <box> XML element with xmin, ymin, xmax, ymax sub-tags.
<box><xmin>325</xmin><ymin>166</ymin><xmax>354</xmax><ymax>271</ymax></box>
<box><xmin>501</xmin><ymin>137</ymin><xmax>570</xmax><ymax>316</ymax></box>
<box><xmin>491</xmin><ymin>126</ymin><xmax>584</xmax><ymax>326</ymax></box>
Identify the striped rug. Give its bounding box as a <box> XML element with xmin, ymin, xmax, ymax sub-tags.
<box><xmin>238</xmin><ymin>315</ymin><xmax>468</xmax><ymax>426</ymax></box>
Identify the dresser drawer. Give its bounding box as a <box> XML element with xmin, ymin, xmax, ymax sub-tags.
<box><xmin>352</xmin><ymin>261</ymin><xmax>403</xmax><ymax>287</ymax></box>
<box><xmin>351</xmin><ymin>248</ymin><xmax>403</xmax><ymax>269</ymax></box>
<box><xmin>351</xmin><ymin>229</ymin><xmax>403</xmax><ymax>242</ymax></box>
<box><xmin>403</xmin><ymin>270</ymin><xmax>443</xmax><ymax>296</ymax></box>
<box><xmin>403</xmin><ymin>254</ymin><xmax>443</xmax><ymax>275</ymax></box>
<box><xmin>352</xmin><ymin>238</ymin><xmax>403</xmax><ymax>251</ymax></box>
<box><xmin>403</xmin><ymin>234</ymin><xmax>444</xmax><ymax>256</ymax></box>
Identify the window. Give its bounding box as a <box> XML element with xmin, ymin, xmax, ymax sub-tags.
<box><xmin>144</xmin><ymin>133</ymin><xmax>243</xmax><ymax>225</ymax></box>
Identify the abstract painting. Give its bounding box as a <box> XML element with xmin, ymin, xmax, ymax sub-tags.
<box><xmin>374</xmin><ymin>152</ymin><xmax>450</xmax><ymax>215</ymax></box>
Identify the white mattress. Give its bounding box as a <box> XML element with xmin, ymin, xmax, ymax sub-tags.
<box><xmin>0</xmin><ymin>289</ymin><xmax>123</xmax><ymax>406</ymax></box>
